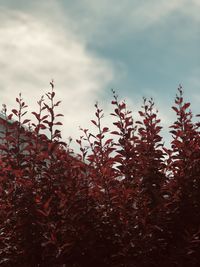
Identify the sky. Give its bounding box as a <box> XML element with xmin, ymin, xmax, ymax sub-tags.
<box><xmin>0</xmin><ymin>0</ymin><xmax>200</xmax><ymax>150</ymax></box>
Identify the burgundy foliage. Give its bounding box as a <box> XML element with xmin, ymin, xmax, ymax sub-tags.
<box><xmin>0</xmin><ymin>83</ymin><xmax>200</xmax><ymax>266</ymax></box>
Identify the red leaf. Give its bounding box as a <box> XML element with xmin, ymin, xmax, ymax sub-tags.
<box><xmin>44</xmin><ymin>197</ymin><xmax>52</xmax><ymax>210</ymax></box>
<box><xmin>54</xmin><ymin>101</ymin><xmax>61</xmax><ymax>107</ymax></box>
<box><xmin>39</xmin><ymin>124</ymin><xmax>46</xmax><ymax>129</ymax></box>
<box><xmin>91</xmin><ymin>120</ymin><xmax>97</xmax><ymax>126</ymax></box>
<box><xmin>182</xmin><ymin>102</ymin><xmax>190</xmax><ymax>110</ymax></box>
<box><xmin>138</xmin><ymin>111</ymin><xmax>144</xmax><ymax>116</ymax></box>
<box><xmin>172</xmin><ymin>106</ymin><xmax>179</xmax><ymax>113</ymax></box>
<box><xmin>8</xmin><ymin>114</ymin><xmax>13</xmax><ymax>120</ymax></box>
<box><xmin>54</xmin><ymin>122</ymin><xmax>63</xmax><ymax>125</ymax></box>
<box><xmin>102</xmin><ymin>127</ymin><xmax>109</xmax><ymax>133</ymax></box>
<box><xmin>136</xmin><ymin>121</ymin><xmax>143</xmax><ymax>125</ymax></box>
<box><xmin>35</xmin><ymin>195</ymin><xmax>41</xmax><ymax>204</ymax></box>
<box><xmin>12</xmin><ymin>109</ymin><xmax>18</xmax><ymax>116</ymax></box>
<box><xmin>119</xmin><ymin>102</ymin><xmax>126</xmax><ymax>110</ymax></box>
<box><xmin>32</xmin><ymin>112</ymin><xmax>40</xmax><ymax>120</ymax></box>
<box><xmin>114</xmin><ymin>108</ymin><xmax>119</xmax><ymax>115</ymax></box>
<box><xmin>22</xmin><ymin>119</ymin><xmax>31</xmax><ymax>124</ymax></box>
<box><xmin>41</xmin><ymin>115</ymin><xmax>49</xmax><ymax>120</ymax></box>
<box><xmin>104</xmin><ymin>139</ymin><xmax>113</xmax><ymax>145</ymax></box>
<box><xmin>111</xmin><ymin>131</ymin><xmax>120</xmax><ymax>135</ymax></box>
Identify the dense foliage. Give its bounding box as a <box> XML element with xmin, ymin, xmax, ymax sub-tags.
<box><xmin>0</xmin><ymin>83</ymin><xmax>200</xmax><ymax>266</ymax></box>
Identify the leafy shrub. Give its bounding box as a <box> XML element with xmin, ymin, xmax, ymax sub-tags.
<box><xmin>0</xmin><ymin>83</ymin><xmax>200</xmax><ymax>266</ymax></box>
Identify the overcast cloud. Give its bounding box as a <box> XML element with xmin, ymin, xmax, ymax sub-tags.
<box><xmin>0</xmin><ymin>3</ymin><xmax>116</xmax><ymax>147</ymax></box>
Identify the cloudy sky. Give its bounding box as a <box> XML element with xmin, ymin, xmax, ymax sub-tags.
<box><xmin>0</xmin><ymin>0</ymin><xmax>200</xmax><ymax>150</ymax></box>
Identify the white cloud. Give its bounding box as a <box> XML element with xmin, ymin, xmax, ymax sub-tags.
<box><xmin>0</xmin><ymin>5</ymin><xmax>115</xmax><ymax>150</ymax></box>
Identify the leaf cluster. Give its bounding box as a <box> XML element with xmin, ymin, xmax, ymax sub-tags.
<box><xmin>0</xmin><ymin>84</ymin><xmax>200</xmax><ymax>266</ymax></box>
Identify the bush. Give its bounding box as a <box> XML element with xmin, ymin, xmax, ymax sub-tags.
<box><xmin>0</xmin><ymin>83</ymin><xmax>200</xmax><ymax>266</ymax></box>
